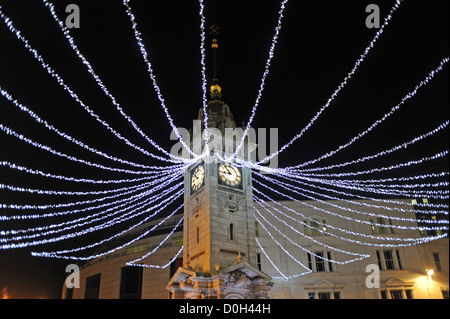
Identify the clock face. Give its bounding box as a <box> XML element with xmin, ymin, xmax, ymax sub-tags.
<box><xmin>191</xmin><ymin>164</ymin><xmax>205</xmax><ymax>193</ymax></box>
<box><xmin>218</xmin><ymin>163</ymin><xmax>242</xmax><ymax>188</ymax></box>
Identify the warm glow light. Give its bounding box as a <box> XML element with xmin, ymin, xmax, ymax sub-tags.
<box><xmin>427</xmin><ymin>269</ymin><xmax>434</xmax><ymax>276</ymax></box>
<box><xmin>210</xmin><ymin>84</ymin><xmax>222</xmax><ymax>93</ymax></box>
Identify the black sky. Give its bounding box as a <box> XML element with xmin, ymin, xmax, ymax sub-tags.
<box><xmin>0</xmin><ymin>0</ymin><xmax>448</xmax><ymax>299</ymax></box>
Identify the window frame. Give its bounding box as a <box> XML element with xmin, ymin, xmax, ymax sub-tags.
<box><xmin>376</xmin><ymin>249</ymin><xmax>403</xmax><ymax>271</ymax></box>
<box><xmin>307</xmin><ymin>291</ymin><xmax>342</xmax><ymax>299</ymax></box>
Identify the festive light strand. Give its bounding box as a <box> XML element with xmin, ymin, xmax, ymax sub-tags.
<box><xmin>257</xmin><ymin>0</ymin><xmax>424</xmax><ymax>166</ymax></box>
<box><xmin>227</xmin><ymin>0</ymin><xmax>289</xmax><ymax>162</ymax></box>
<box><xmin>127</xmin><ymin>245</ymin><xmax>184</xmax><ymax>269</ymax></box>
<box><xmin>122</xmin><ymin>0</ymin><xmax>197</xmax><ymax>159</ymax></box>
<box><xmin>237</xmin><ymin>159</ymin><xmax>449</xmax><ymax>210</ymax></box>
<box><xmin>253</xmin><ymin>188</ymin><xmax>447</xmax><ymax>246</ymax></box>
<box><xmin>254</xmin><ymin>201</ymin><xmax>369</xmax><ymax>264</ymax></box>
<box><xmin>0</xmin><ymin>160</ymin><xmax>182</xmax><ymax>185</ymax></box>
<box><xmin>0</xmin><ymin>180</ymin><xmax>149</xmax><ymax>197</ymax></box>
<box><xmin>253</xmin><ymin>175</ymin><xmax>448</xmax><ymax>232</ymax></box>
<box><xmin>282</xmin><ymin>57</ymin><xmax>450</xmax><ymax>169</ymax></box>
<box><xmin>0</xmin><ymin>122</ymin><xmax>189</xmax><ymax>175</ymax></box>
<box><xmin>0</xmin><ymin>172</ymin><xmax>182</xmax><ymax>220</ymax></box>
<box><xmin>288</xmin><ymin>172</ymin><xmax>449</xmax><ymax>211</ymax></box>
<box><xmin>293</xmin><ymin>150</ymin><xmax>449</xmax><ymax>178</ymax></box>
<box><xmin>1</xmin><ymin>186</ymin><xmax>183</xmax><ymax>250</ymax></box>
<box><xmin>198</xmin><ymin>0</ymin><xmax>210</xmax><ymax>156</ymax></box>
<box><xmin>253</xmin><ymin>208</ymin><xmax>370</xmax><ymax>280</ymax></box>
<box><xmin>42</xmin><ymin>0</ymin><xmax>186</xmax><ymax>163</ymax></box>
<box><xmin>0</xmin><ymin>0</ymin><xmax>447</xmax><ymax>275</ymax></box>
<box><xmin>340</xmin><ymin>180</ymin><xmax>448</xmax><ymax>191</ymax></box>
<box><xmin>127</xmin><ymin>216</ymin><xmax>184</xmax><ymax>266</ymax></box>
<box><xmin>1</xmin><ymin>181</ymin><xmax>183</xmax><ymax>239</ymax></box>
<box><xmin>253</xmin><ymin>193</ymin><xmax>447</xmax><ymax>280</ymax></box>
<box><xmin>0</xmin><ymin>85</ymin><xmax>176</xmax><ymax>170</ymax></box>
<box><xmin>327</xmin><ymin>180</ymin><xmax>449</xmax><ymax>200</ymax></box>
<box><xmin>253</xmin><ymin>211</ymin><xmax>314</xmax><ymax>280</ymax></box>
<box><xmin>34</xmin><ymin>203</ymin><xmax>184</xmax><ymax>260</ymax></box>
<box><xmin>300</xmin><ymin>171</ymin><xmax>449</xmax><ymax>200</ymax></box>
<box><xmin>267</xmin><ymin>170</ymin><xmax>448</xmax><ymax>217</ymax></box>
<box><xmin>0</xmin><ymin>8</ymin><xmax>181</xmax><ymax>164</ymax></box>
<box><xmin>255</xmin><ymin>236</ymin><xmax>311</xmax><ymax>280</ymax></box>
<box><xmin>253</xmin><ymin>171</ymin><xmax>448</xmax><ymax>225</ymax></box>
<box><xmin>335</xmin><ymin>172</ymin><xmax>449</xmax><ymax>185</ymax></box>
<box><xmin>292</xmin><ymin>120</ymin><xmax>449</xmax><ymax>173</ymax></box>
<box><xmin>2</xmin><ymin>188</ymin><xmax>182</xmax><ymax>249</ymax></box>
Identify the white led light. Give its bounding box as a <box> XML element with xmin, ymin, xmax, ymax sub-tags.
<box><xmin>0</xmin><ymin>85</ymin><xmax>185</xmax><ymax>169</ymax></box>
<box><xmin>227</xmin><ymin>0</ymin><xmax>289</xmax><ymax>162</ymax></box>
<box><xmin>42</xmin><ymin>0</ymin><xmax>189</xmax><ymax>164</ymax></box>
<box><xmin>0</xmin><ymin>172</ymin><xmax>183</xmax><ymax>220</ymax></box>
<box><xmin>0</xmin><ymin>122</ymin><xmax>190</xmax><ymax>175</ymax></box>
<box><xmin>34</xmin><ymin>203</ymin><xmax>184</xmax><ymax>260</ymax></box>
<box><xmin>253</xmin><ymin>176</ymin><xmax>448</xmax><ymax>232</ymax></box>
<box><xmin>253</xmin><ymin>171</ymin><xmax>448</xmax><ymax>226</ymax></box>
<box><xmin>122</xmin><ymin>0</ymin><xmax>197</xmax><ymax>159</ymax></box>
<box><xmin>0</xmin><ymin>7</ymin><xmax>184</xmax><ymax>164</ymax></box>
<box><xmin>253</xmin><ymin>189</ymin><xmax>447</xmax><ymax>247</ymax></box>
<box><xmin>291</xmin><ymin>121</ymin><xmax>449</xmax><ymax>173</ymax></box>
<box><xmin>2</xmin><ymin>187</ymin><xmax>183</xmax><ymax>250</ymax></box>
<box><xmin>1</xmin><ymin>182</ymin><xmax>183</xmax><ymax>241</ymax></box>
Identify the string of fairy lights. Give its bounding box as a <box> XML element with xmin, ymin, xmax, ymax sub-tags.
<box><xmin>0</xmin><ymin>0</ymin><xmax>448</xmax><ymax>280</ymax></box>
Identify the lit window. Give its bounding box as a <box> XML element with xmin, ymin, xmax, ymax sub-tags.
<box><xmin>311</xmin><ymin>219</ymin><xmax>321</xmax><ymax>236</ymax></box>
<box><xmin>322</xmin><ymin>219</ymin><xmax>328</xmax><ymax>235</ymax></box>
<box><xmin>303</xmin><ymin>220</ymin><xmax>309</xmax><ymax>235</ymax></box>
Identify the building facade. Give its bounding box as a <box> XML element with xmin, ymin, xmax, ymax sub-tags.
<box><xmin>254</xmin><ymin>199</ymin><xmax>449</xmax><ymax>299</ymax></box>
<box><xmin>62</xmin><ymin>40</ymin><xmax>448</xmax><ymax>299</ymax></box>
<box><xmin>62</xmin><ymin>195</ymin><xmax>449</xmax><ymax>299</ymax></box>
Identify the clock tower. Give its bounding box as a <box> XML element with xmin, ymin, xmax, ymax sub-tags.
<box><xmin>167</xmin><ymin>38</ymin><xmax>272</xmax><ymax>299</ymax></box>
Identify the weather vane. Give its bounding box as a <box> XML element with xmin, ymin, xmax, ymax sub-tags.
<box><xmin>209</xmin><ymin>24</ymin><xmax>220</xmax><ymax>35</ymax></box>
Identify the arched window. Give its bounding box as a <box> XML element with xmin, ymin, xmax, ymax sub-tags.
<box><xmin>230</xmin><ymin>224</ymin><xmax>234</xmax><ymax>241</ymax></box>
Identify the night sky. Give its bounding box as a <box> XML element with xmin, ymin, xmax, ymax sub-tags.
<box><xmin>0</xmin><ymin>0</ymin><xmax>448</xmax><ymax>299</ymax></box>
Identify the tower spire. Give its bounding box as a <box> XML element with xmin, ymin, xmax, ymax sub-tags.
<box><xmin>212</xmin><ymin>38</ymin><xmax>219</xmax><ymax>80</ymax></box>
<box><xmin>209</xmin><ymin>25</ymin><xmax>222</xmax><ymax>101</ymax></box>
